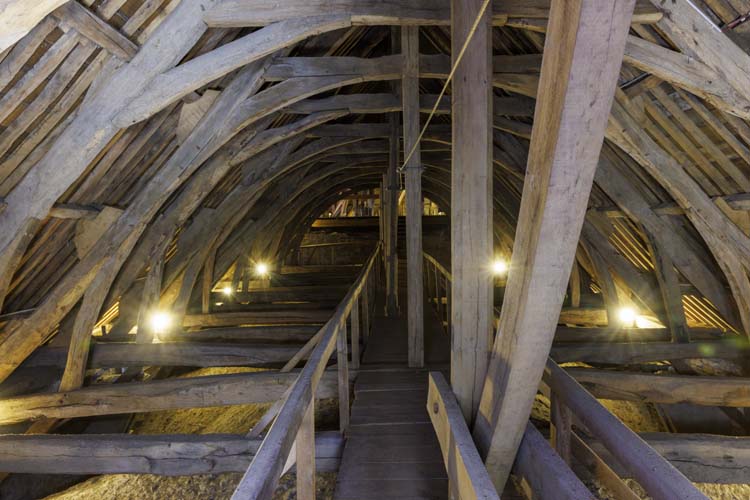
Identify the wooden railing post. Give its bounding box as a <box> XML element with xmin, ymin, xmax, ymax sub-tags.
<box><xmin>336</xmin><ymin>320</ymin><xmax>350</xmax><ymax>433</ymax></box>
<box><xmin>296</xmin><ymin>399</ymin><xmax>316</xmax><ymax>500</ymax></box>
<box><xmin>362</xmin><ymin>278</ymin><xmax>370</xmax><ymax>342</ymax></box>
<box><xmin>351</xmin><ymin>296</ymin><xmax>361</xmax><ymax>369</ymax></box>
<box><xmin>550</xmin><ymin>392</ymin><xmax>573</xmax><ymax>464</ymax></box>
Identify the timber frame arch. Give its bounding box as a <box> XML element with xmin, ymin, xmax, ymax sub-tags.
<box><xmin>2</xmin><ymin>0</ymin><xmax>750</xmax><ymax>498</ymax></box>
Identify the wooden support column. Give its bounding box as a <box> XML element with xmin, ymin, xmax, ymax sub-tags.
<box><xmin>202</xmin><ymin>246</ymin><xmax>216</xmax><ymax>315</ymax></box>
<box><xmin>385</xmin><ymin>112</ymin><xmax>400</xmax><ymax>316</ymax></box>
<box><xmin>645</xmin><ymin>232</ymin><xmax>689</xmax><ymax>343</ymax></box>
<box><xmin>402</xmin><ymin>25</ymin><xmax>423</xmax><ymax>368</ymax></box>
<box><xmin>473</xmin><ymin>0</ymin><xmax>636</xmax><ymax>489</ymax></box>
<box><xmin>450</xmin><ymin>0</ymin><xmax>493</xmax><ymax>420</ymax></box>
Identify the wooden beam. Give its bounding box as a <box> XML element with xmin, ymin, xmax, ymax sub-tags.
<box><xmin>402</xmin><ymin>25</ymin><xmax>424</xmax><ymax>368</ymax></box>
<box><xmin>450</xmin><ymin>0</ymin><xmax>492</xmax><ymax>421</ymax></box>
<box><xmin>427</xmin><ymin>372</ymin><xmax>501</xmax><ymax>500</ymax></box>
<box><xmin>568</xmin><ymin>367</ymin><xmax>750</xmax><ymax>407</ymax></box>
<box><xmin>52</xmin><ymin>1</ymin><xmax>138</xmax><ymax>61</ymax></box>
<box><xmin>182</xmin><ymin>310</ymin><xmax>330</xmax><ymax>328</ymax></box>
<box><xmin>0</xmin><ymin>431</ymin><xmax>343</xmax><ymax>475</ymax></box>
<box><xmin>27</xmin><ymin>342</ymin><xmax>308</xmax><ymax>369</ymax></box>
<box><xmin>0</xmin><ymin>0</ymin><xmax>212</xmax><ymax>296</ymax></box>
<box><xmin>473</xmin><ymin>0</ymin><xmax>636</xmax><ymax>489</ymax></box>
<box><xmin>203</xmin><ymin>0</ymin><xmax>661</xmax><ymax>27</ymax></box>
<box><xmin>551</xmin><ymin>339</ymin><xmax>749</xmax><ymax>364</ymax></box>
<box><xmin>114</xmin><ymin>16</ymin><xmax>351</xmax><ymax>127</ymax></box>
<box><xmin>0</xmin><ymin>370</ymin><xmax>339</xmax><ymax>425</ymax></box>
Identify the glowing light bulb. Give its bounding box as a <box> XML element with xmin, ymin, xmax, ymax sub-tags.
<box><xmin>255</xmin><ymin>262</ymin><xmax>269</xmax><ymax>276</ymax></box>
<box><xmin>492</xmin><ymin>259</ymin><xmax>508</xmax><ymax>276</ymax></box>
<box><xmin>148</xmin><ymin>311</ymin><xmax>172</xmax><ymax>334</ymax></box>
<box><xmin>222</xmin><ymin>286</ymin><xmax>233</xmax><ymax>296</ymax></box>
<box><xmin>618</xmin><ymin>307</ymin><xmax>637</xmax><ymax>326</ymax></box>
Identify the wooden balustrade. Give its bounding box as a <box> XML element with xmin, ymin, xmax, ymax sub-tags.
<box><xmin>545</xmin><ymin>358</ymin><xmax>709</xmax><ymax>500</ymax></box>
<box><xmin>230</xmin><ymin>243</ymin><xmax>381</xmax><ymax>499</ymax></box>
<box><xmin>423</xmin><ymin>252</ymin><xmax>451</xmax><ymax>333</ymax></box>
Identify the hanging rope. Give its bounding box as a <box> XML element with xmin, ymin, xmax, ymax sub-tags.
<box><xmin>399</xmin><ymin>0</ymin><xmax>492</xmax><ymax>172</ymax></box>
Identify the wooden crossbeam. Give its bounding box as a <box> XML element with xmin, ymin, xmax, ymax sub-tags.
<box><xmin>203</xmin><ymin>0</ymin><xmax>661</xmax><ymax>27</ymax></box>
<box><xmin>25</xmin><ymin>342</ymin><xmax>309</xmax><ymax>369</ymax></box>
<box><xmin>0</xmin><ymin>432</ymin><xmax>343</xmax><ymax>475</ymax></box>
<box><xmin>568</xmin><ymin>367</ymin><xmax>750</xmax><ymax>407</ymax></box>
<box><xmin>0</xmin><ymin>370</ymin><xmax>339</xmax><ymax>425</ymax></box>
<box><xmin>473</xmin><ymin>0</ymin><xmax>636</xmax><ymax>489</ymax></box>
<box><xmin>52</xmin><ymin>1</ymin><xmax>138</xmax><ymax>60</ymax></box>
<box><xmin>551</xmin><ymin>339</ymin><xmax>748</xmax><ymax>364</ymax></box>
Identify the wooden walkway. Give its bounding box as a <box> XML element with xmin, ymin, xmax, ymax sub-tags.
<box><xmin>334</xmin><ymin>281</ymin><xmax>451</xmax><ymax>499</ymax></box>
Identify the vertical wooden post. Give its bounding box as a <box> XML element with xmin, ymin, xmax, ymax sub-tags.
<box><xmin>646</xmin><ymin>232</ymin><xmax>689</xmax><ymax>343</ymax></box>
<box><xmin>296</xmin><ymin>399</ymin><xmax>316</xmax><ymax>500</ymax></box>
<box><xmin>569</xmin><ymin>260</ymin><xmax>581</xmax><ymax>308</ymax></box>
<box><xmin>402</xmin><ymin>25</ymin><xmax>424</xmax><ymax>368</ymax></box>
<box><xmin>450</xmin><ymin>0</ymin><xmax>493</xmax><ymax>420</ymax></box>
<box><xmin>202</xmin><ymin>247</ymin><xmax>216</xmax><ymax>315</ymax></box>
<box><xmin>337</xmin><ymin>321</ymin><xmax>350</xmax><ymax>433</ymax></box>
<box><xmin>351</xmin><ymin>296</ymin><xmax>361</xmax><ymax>369</ymax></box>
<box><xmin>385</xmin><ymin>113</ymin><xmax>400</xmax><ymax>316</ymax></box>
<box><xmin>362</xmin><ymin>280</ymin><xmax>370</xmax><ymax>342</ymax></box>
<box><xmin>550</xmin><ymin>392</ymin><xmax>573</xmax><ymax>464</ymax></box>
<box><xmin>473</xmin><ymin>0</ymin><xmax>636</xmax><ymax>488</ymax></box>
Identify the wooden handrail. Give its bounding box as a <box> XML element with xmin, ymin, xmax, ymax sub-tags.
<box><xmin>427</xmin><ymin>372</ymin><xmax>500</xmax><ymax>500</ymax></box>
<box><xmin>545</xmin><ymin>359</ymin><xmax>709</xmax><ymax>500</ymax></box>
<box><xmin>230</xmin><ymin>243</ymin><xmax>381</xmax><ymax>499</ymax></box>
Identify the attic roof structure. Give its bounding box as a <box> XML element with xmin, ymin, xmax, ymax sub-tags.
<box><xmin>1</xmin><ymin>0</ymin><xmax>750</xmax><ymax>499</ymax></box>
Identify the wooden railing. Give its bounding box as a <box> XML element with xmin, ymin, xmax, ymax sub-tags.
<box><xmin>230</xmin><ymin>243</ymin><xmax>381</xmax><ymax>499</ymax></box>
<box><xmin>423</xmin><ymin>252</ymin><xmax>451</xmax><ymax>332</ymax></box>
<box><xmin>544</xmin><ymin>359</ymin><xmax>708</xmax><ymax>500</ymax></box>
<box><xmin>428</xmin><ymin>371</ymin><xmax>594</xmax><ymax>500</ymax></box>
<box><xmin>422</xmin><ymin>252</ymin><xmax>708</xmax><ymax>499</ymax></box>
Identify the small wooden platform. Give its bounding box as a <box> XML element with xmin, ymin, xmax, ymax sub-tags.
<box><xmin>334</xmin><ymin>291</ymin><xmax>451</xmax><ymax>500</ymax></box>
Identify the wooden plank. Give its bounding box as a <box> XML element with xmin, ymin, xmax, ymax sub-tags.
<box><xmin>570</xmin><ymin>433</ymin><xmax>640</xmax><ymax>500</ymax></box>
<box><xmin>350</xmin><ymin>296</ymin><xmax>361</xmax><ymax>370</ymax></box>
<box><xmin>474</xmin><ymin>0</ymin><xmax>637</xmax><ymax>489</ymax></box>
<box><xmin>0</xmin><ymin>370</ymin><xmax>339</xmax><ymax>425</ymax></box>
<box><xmin>0</xmin><ymin>431</ymin><xmax>343</xmax><ymax>475</ymax></box>
<box><xmin>567</xmin><ymin>367</ymin><xmax>750</xmax><ymax>407</ymax></box>
<box><xmin>449</xmin><ymin>0</ymin><xmax>492</xmax><ymax>421</ymax></box>
<box><xmin>427</xmin><ymin>372</ymin><xmax>499</xmax><ymax>500</ymax></box>
<box><xmin>402</xmin><ymin>25</ymin><xmax>424</xmax><ymax>368</ymax></box>
<box><xmin>547</xmin><ymin>360</ymin><xmax>708</xmax><ymax>500</ymax></box>
<box><xmin>513</xmin><ymin>423</ymin><xmax>594</xmax><ymax>500</ymax></box>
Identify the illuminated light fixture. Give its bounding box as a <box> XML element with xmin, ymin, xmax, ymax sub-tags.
<box><xmin>491</xmin><ymin>259</ymin><xmax>508</xmax><ymax>276</ymax></box>
<box><xmin>222</xmin><ymin>286</ymin><xmax>233</xmax><ymax>296</ymax></box>
<box><xmin>148</xmin><ymin>311</ymin><xmax>172</xmax><ymax>334</ymax></box>
<box><xmin>255</xmin><ymin>262</ymin><xmax>269</xmax><ymax>277</ymax></box>
<box><xmin>618</xmin><ymin>307</ymin><xmax>637</xmax><ymax>326</ymax></box>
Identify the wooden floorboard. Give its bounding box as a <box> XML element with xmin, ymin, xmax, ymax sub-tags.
<box><xmin>334</xmin><ymin>297</ymin><xmax>450</xmax><ymax>500</ymax></box>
